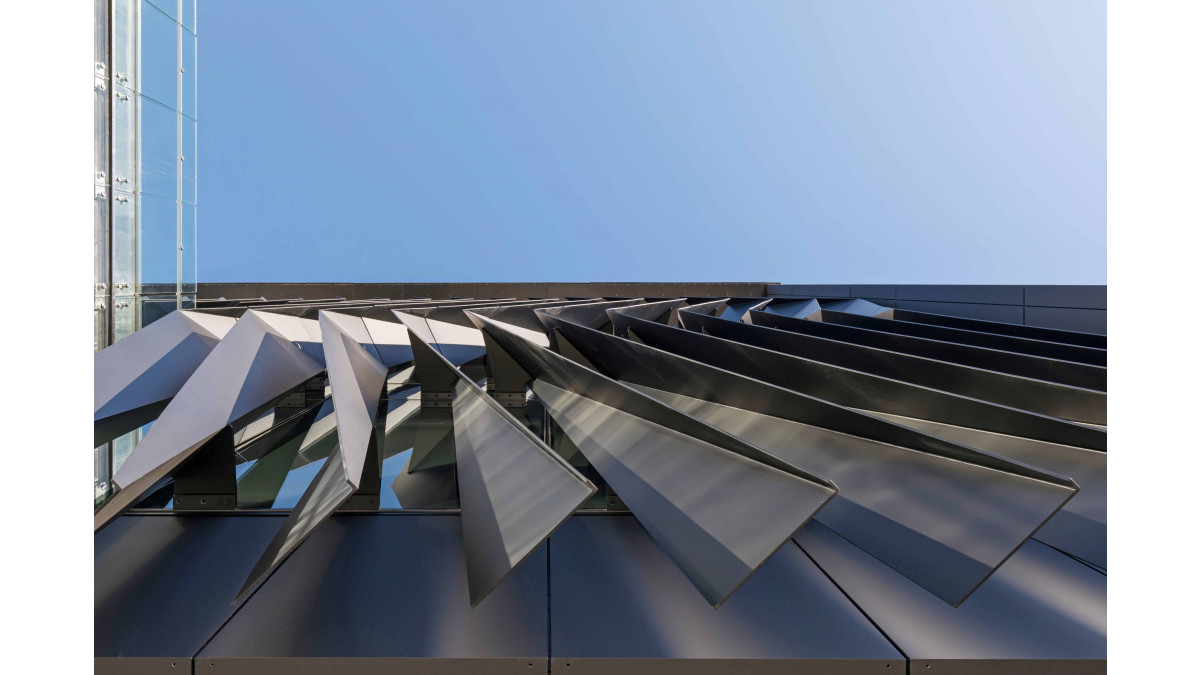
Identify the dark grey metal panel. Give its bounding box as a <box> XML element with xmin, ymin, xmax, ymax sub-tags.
<box><xmin>95</xmin><ymin>515</ymin><xmax>284</xmax><ymax>658</ymax></box>
<box><xmin>94</xmin><ymin>310</ymin><xmax>236</xmax><ymax>446</ymax></box>
<box><xmin>1025</xmin><ymin>285</ymin><xmax>1107</xmax><ymax>310</ymax></box>
<box><xmin>559</xmin><ymin>311</ymin><xmax>1080</xmax><ymax>606</ymax></box>
<box><xmin>896</xmin><ymin>285</ymin><xmax>1024</xmax><ymax>305</ymax></box>
<box><xmin>632</xmin><ymin>386</ymin><xmax>1077</xmax><ymax>606</ymax></box>
<box><xmin>862</xmin><ymin>411</ymin><xmax>1106</xmax><ymax>569</ymax></box>
<box><xmin>769</xmin><ymin>284</ymin><xmax>852</xmax><ymax>297</ymax></box>
<box><xmin>1025</xmin><ymin>306</ymin><xmax>1108</xmax><ymax>335</ymax></box>
<box><xmin>94</xmin><ymin>657</ymin><xmax>189</xmax><ymax>675</ymax></box>
<box><xmin>401</xmin><ymin>330</ymin><xmax>595</xmax><ymax>605</ymax></box>
<box><xmin>640</xmin><ymin>312</ymin><xmax>1104</xmax><ymax>451</ymax></box>
<box><xmin>471</xmin><ymin>312</ymin><xmax>837</xmax><ymax>607</ymax></box>
<box><xmin>751</xmin><ymin>310</ymin><xmax>1106</xmax><ymax>393</ymax></box>
<box><xmin>97</xmin><ymin>311</ymin><xmax>327</xmax><ymax>531</ymax></box>
<box><xmin>534</xmin><ymin>381</ymin><xmax>834</xmax><ymax>607</ymax></box>
<box><xmin>685</xmin><ymin>311</ymin><xmax>1106</xmax><ymax>425</ymax></box>
<box><xmin>895</xmin><ymin>299</ymin><xmax>1026</xmax><ymax>323</ymax></box>
<box><xmin>452</xmin><ymin>376</ymin><xmax>595</xmax><ymax>605</ymax></box>
<box><xmin>796</xmin><ymin>521</ymin><xmax>1106</xmax><ymax>665</ymax></box>
<box><xmin>820</xmin><ymin>310</ymin><xmax>1106</xmax><ymax>366</ymax></box>
<box><xmin>187</xmin><ymin>658</ymin><xmax>543</xmax><ymax>674</ymax></box>
<box><xmin>549</xmin><ymin>516</ymin><xmax>903</xmax><ymax>670</ymax></box>
<box><xmin>892</xmin><ymin>308</ymin><xmax>1106</xmax><ymax>349</ymax></box>
<box><xmin>850</xmin><ymin>284</ymin><xmax>897</xmax><ymax>300</ymax></box>
<box><xmin>199</xmin><ymin>516</ymin><xmax>548</xmax><ymax>659</ymax></box>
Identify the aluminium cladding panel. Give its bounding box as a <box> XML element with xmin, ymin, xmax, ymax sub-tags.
<box><xmin>548</xmin><ymin>516</ymin><xmax>903</xmax><ymax>674</ymax></box>
<box><xmin>890</xmin><ymin>309</ymin><xmax>1106</xmax><ymax>349</ymax></box>
<box><xmin>749</xmin><ymin>310</ymin><xmax>1106</xmax><ymax>393</ymax></box>
<box><xmin>796</xmin><ymin>521</ymin><xmax>1106</xmax><ymax>674</ymax></box>
<box><xmin>818</xmin><ymin>310</ymin><xmax>1106</xmax><ymax>367</ymax></box>
<box><xmin>1024</xmin><ymin>306</ymin><xmax>1108</xmax><ymax>335</ymax></box>
<box><xmin>95</xmin><ymin>515</ymin><xmax>285</xmax><ymax>669</ymax></box>
<box><xmin>197</xmin><ymin>515</ymin><xmax>548</xmax><ymax>673</ymax></box>
<box><xmin>895</xmin><ymin>300</ymin><xmax>1025</xmax><ymax>324</ymax></box>
<box><xmin>862</xmin><ymin>411</ymin><xmax>1107</xmax><ymax>570</ymax></box>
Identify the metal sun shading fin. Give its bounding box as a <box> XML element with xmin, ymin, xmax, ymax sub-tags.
<box><xmin>707</xmin><ymin>309</ymin><xmax>1107</xmax><ymax>425</ymax></box>
<box><xmin>750</xmin><ymin>308</ymin><xmax>1107</xmax><ymax>393</ymax></box>
<box><xmin>95</xmin><ymin>310</ymin><xmax>327</xmax><ymax>532</ymax></box>
<box><xmin>406</xmin><ymin>328</ymin><xmax>596</xmax><ymax>607</ymax></box>
<box><xmin>468</xmin><ymin>311</ymin><xmax>838</xmax><ymax>608</ymax></box>
<box><xmin>94</xmin><ymin>310</ymin><xmax>237</xmax><ymax>447</ymax></box>
<box><xmin>619</xmin><ymin>310</ymin><xmax>1106</xmax><ymax>578</ymax></box>
<box><xmin>818</xmin><ymin>307</ymin><xmax>1107</xmax><ymax>367</ymax></box>
<box><xmin>760</xmin><ymin>297</ymin><xmax>822</xmax><ymax>320</ymax></box>
<box><xmin>233</xmin><ymin>311</ymin><xmax>388</xmax><ymax>604</ymax></box>
<box><xmin>890</xmin><ymin>306</ymin><xmax>1107</xmax><ymax>349</ymax></box>
<box><xmin>816</xmin><ymin>298</ymin><xmax>893</xmax><ymax>318</ymax></box>
<box><xmin>582</xmin><ymin>309</ymin><xmax>1082</xmax><ymax>605</ymax></box>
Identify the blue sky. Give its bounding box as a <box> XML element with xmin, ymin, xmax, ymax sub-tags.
<box><xmin>197</xmin><ymin>0</ymin><xmax>1105</xmax><ymax>284</ymax></box>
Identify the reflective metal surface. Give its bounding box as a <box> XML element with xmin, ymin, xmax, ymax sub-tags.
<box><xmin>200</xmin><ymin>516</ymin><xmax>549</xmax><ymax>662</ymax></box>
<box><xmin>683</xmin><ymin>310</ymin><xmax>1105</xmax><ymax>424</ymax></box>
<box><xmin>94</xmin><ymin>310</ymin><xmax>235</xmax><ymax>446</ymax></box>
<box><xmin>407</xmin><ymin>330</ymin><xmax>595</xmax><ymax>605</ymax></box>
<box><xmin>469</xmin><ymin>312</ymin><xmax>837</xmax><ymax>606</ymax></box>
<box><xmin>639</xmin><ymin>310</ymin><xmax>1106</xmax><ymax>451</ymax></box>
<box><xmin>751</xmin><ymin>309</ymin><xmax>1107</xmax><ymax>392</ymax></box>
<box><xmin>820</xmin><ymin>308</ymin><xmax>1107</xmax><ymax>366</ymax></box>
<box><xmin>797</xmin><ymin>521</ymin><xmax>1106</xmax><ymax>668</ymax></box>
<box><xmin>552</xmin><ymin>311</ymin><xmax>1079</xmax><ymax>605</ymax></box>
<box><xmin>549</xmin><ymin>516</ymin><xmax>903</xmax><ymax>670</ymax></box>
<box><xmin>893</xmin><ymin>307</ymin><xmax>1107</xmax><ymax>349</ymax></box>
<box><xmin>97</xmin><ymin>311</ymin><xmax>326</xmax><ymax>530</ymax></box>
<box><xmin>234</xmin><ymin>311</ymin><xmax>389</xmax><ymax>602</ymax></box>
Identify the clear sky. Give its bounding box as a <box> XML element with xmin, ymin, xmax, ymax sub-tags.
<box><xmin>197</xmin><ymin>0</ymin><xmax>1105</xmax><ymax>284</ymax></box>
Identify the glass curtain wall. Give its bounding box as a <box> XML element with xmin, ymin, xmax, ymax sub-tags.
<box><xmin>96</xmin><ymin>0</ymin><xmax>198</xmax><ymax>503</ymax></box>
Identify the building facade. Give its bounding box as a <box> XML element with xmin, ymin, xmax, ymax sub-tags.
<box><xmin>94</xmin><ymin>0</ymin><xmax>198</xmax><ymax>355</ymax></box>
<box><xmin>94</xmin><ymin>291</ymin><xmax>1107</xmax><ymax>673</ymax></box>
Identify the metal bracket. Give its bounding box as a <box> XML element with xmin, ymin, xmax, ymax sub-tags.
<box><xmin>173</xmin><ymin>426</ymin><xmax>237</xmax><ymax>511</ymax></box>
<box><xmin>421</xmin><ymin>391</ymin><xmax>453</xmax><ymax>408</ymax></box>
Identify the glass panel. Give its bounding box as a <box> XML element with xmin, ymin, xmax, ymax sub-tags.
<box><xmin>140</xmin><ymin>96</ymin><xmax>178</xmax><ymax>200</ymax></box>
<box><xmin>182</xmin><ymin>31</ymin><xmax>196</xmax><ymax>119</ymax></box>
<box><xmin>111</xmin><ymin>83</ymin><xmax>137</xmax><ymax>191</ymax></box>
<box><xmin>139</xmin><ymin>294</ymin><xmax>179</xmax><ymax>326</ymax></box>
<box><xmin>145</xmin><ymin>0</ymin><xmax>178</xmax><ymax>22</ymax></box>
<box><xmin>139</xmin><ymin>0</ymin><xmax>179</xmax><ymax>109</ymax></box>
<box><xmin>111</xmin><ymin>189</ymin><xmax>137</xmax><ymax>296</ymax></box>
<box><xmin>182</xmin><ymin>116</ymin><xmax>196</xmax><ymax>204</ymax></box>
<box><xmin>112</xmin><ymin>428</ymin><xmax>140</xmax><ymax>474</ymax></box>
<box><xmin>112</xmin><ymin>0</ymin><xmax>138</xmax><ymax>93</ymax></box>
<box><xmin>139</xmin><ymin>193</ymin><xmax>178</xmax><ymax>288</ymax></box>
<box><xmin>95</xmin><ymin>444</ymin><xmax>111</xmax><ymax>505</ymax></box>
<box><xmin>112</xmin><ymin>295</ymin><xmax>138</xmax><ymax>342</ymax></box>
<box><xmin>182</xmin><ymin>204</ymin><xmax>196</xmax><ymax>291</ymax></box>
<box><xmin>183</xmin><ymin>0</ymin><xmax>196</xmax><ymax>33</ymax></box>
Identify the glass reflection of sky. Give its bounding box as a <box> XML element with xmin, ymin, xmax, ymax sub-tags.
<box><xmin>379</xmin><ymin>449</ymin><xmax>414</xmax><ymax>509</ymax></box>
<box><xmin>271</xmin><ymin>458</ymin><xmax>326</xmax><ymax>509</ymax></box>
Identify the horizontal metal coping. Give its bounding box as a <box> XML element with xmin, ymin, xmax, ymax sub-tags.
<box><xmin>194</xmin><ymin>283</ymin><xmax>1106</xmax><ymax>307</ymax></box>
